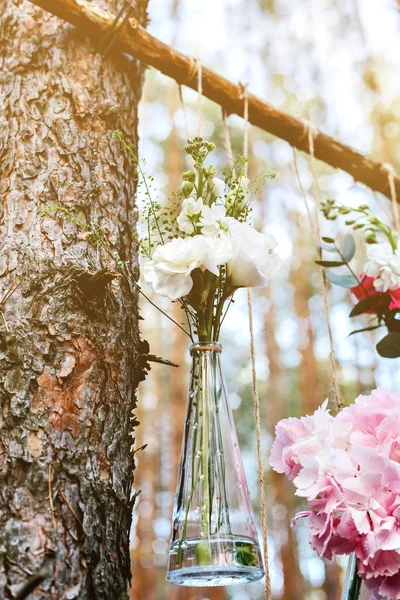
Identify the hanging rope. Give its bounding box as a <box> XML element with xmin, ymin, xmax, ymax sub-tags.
<box><xmin>232</xmin><ymin>83</ymin><xmax>272</xmax><ymax>600</ymax></box>
<box><xmin>294</xmin><ymin>123</ymin><xmax>343</xmax><ymax>413</ymax></box>
<box><xmin>292</xmin><ymin>148</ymin><xmax>317</xmax><ymax>241</ymax></box>
<box><xmin>196</xmin><ymin>59</ymin><xmax>203</xmax><ymax>137</ymax></box>
<box><xmin>247</xmin><ymin>289</ymin><xmax>272</xmax><ymax>600</ymax></box>
<box><xmin>177</xmin><ymin>58</ymin><xmax>203</xmax><ymax>139</ymax></box>
<box><xmin>222</xmin><ymin>109</ymin><xmax>235</xmax><ymax>174</ymax></box>
<box><xmin>383</xmin><ymin>162</ymin><xmax>400</xmax><ymax>232</ymax></box>
<box><xmin>240</xmin><ymin>83</ymin><xmax>249</xmax><ymax>166</ymax></box>
<box><xmin>177</xmin><ymin>85</ymin><xmax>190</xmax><ymax>140</ymax></box>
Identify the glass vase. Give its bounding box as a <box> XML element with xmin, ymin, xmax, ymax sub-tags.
<box><xmin>341</xmin><ymin>554</ymin><xmax>372</xmax><ymax>600</ymax></box>
<box><xmin>166</xmin><ymin>342</ymin><xmax>265</xmax><ymax>587</ymax></box>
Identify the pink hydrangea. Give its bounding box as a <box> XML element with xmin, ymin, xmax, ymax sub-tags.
<box><xmin>269</xmin><ymin>400</ymin><xmax>333</xmax><ymax>479</ymax></box>
<box><xmin>269</xmin><ymin>388</ymin><xmax>400</xmax><ymax>600</ymax></box>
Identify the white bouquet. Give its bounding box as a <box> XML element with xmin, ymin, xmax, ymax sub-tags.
<box><xmin>117</xmin><ymin>133</ymin><xmax>281</xmax><ymax>342</ymax></box>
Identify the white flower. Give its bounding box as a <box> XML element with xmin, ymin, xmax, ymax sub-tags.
<box><xmin>199</xmin><ymin>204</ymin><xmax>230</xmax><ymax>236</ymax></box>
<box><xmin>364</xmin><ymin>242</ymin><xmax>400</xmax><ymax>292</ymax></box>
<box><xmin>177</xmin><ymin>197</ymin><xmax>204</xmax><ymax>234</ymax></box>
<box><xmin>142</xmin><ymin>235</ymin><xmax>233</xmax><ymax>300</ymax></box>
<box><xmin>226</xmin><ymin>219</ymin><xmax>281</xmax><ymax>288</ymax></box>
<box><xmin>211</xmin><ymin>177</ymin><xmax>225</xmax><ymax>197</ymax></box>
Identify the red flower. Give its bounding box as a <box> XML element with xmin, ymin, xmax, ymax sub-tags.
<box><xmin>350</xmin><ymin>274</ymin><xmax>400</xmax><ymax>312</ymax></box>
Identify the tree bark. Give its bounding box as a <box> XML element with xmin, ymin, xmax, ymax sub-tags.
<box><xmin>0</xmin><ymin>0</ymin><xmax>148</xmax><ymax>598</ymax></box>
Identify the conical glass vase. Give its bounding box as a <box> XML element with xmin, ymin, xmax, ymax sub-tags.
<box><xmin>166</xmin><ymin>342</ymin><xmax>265</xmax><ymax>587</ymax></box>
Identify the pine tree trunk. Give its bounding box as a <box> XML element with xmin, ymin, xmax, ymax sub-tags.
<box><xmin>0</xmin><ymin>0</ymin><xmax>148</xmax><ymax>597</ymax></box>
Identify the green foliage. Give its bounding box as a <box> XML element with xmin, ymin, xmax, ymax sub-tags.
<box><xmin>321</xmin><ymin>199</ymin><xmax>397</xmax><ymax>250</ymax></box>
<box><xmin>349</xmin><ymin>295</ymin><xmax>389</xmax><ymax>317</ymax></box>
<box><xmin>319</xmin><ymin>203</ymin><xmax>400</xmax><ymax>358</ymax></box>
<box><xmin>184</xmin><ymin>136</ymin><xmax>215</xmax><ymax>168</ymax></box>
<box><xmin>376</xmin><ymin>332</ymin><xmax>400</xmax><ymax>358</ymax></box>
<box><xmin>235</xmin><ymin>541</ymin><xmax>258</xmax><ymax>567</ymax></box>
<box><xmin>325</xmin><ymin>271</ymin><xmax>359</xmax><ymax>288</ymax></box>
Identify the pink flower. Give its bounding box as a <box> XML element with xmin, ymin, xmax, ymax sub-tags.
<box><xmin>350</xmin><ymin>274</ymin><xmax>400</xmax><ymax>311</ymax></box>
<box><xmin>337</xmin><ymin>389</ymin><xmax>400</xmax><ymax>461</ymax></box>
<box><xmin>269</xmin><ymin>388</ymin><xmax>400</xmax><ymax>599</ymax></box>
<box><xmin>269</xmin><ymin>400</ymin><xmax>333</xmax><ymax>479</ymax></box>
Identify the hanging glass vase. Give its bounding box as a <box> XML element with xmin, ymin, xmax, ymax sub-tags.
<box><xmin>341</xmin><ymin>554</ymin><xmax>373</xmax><ymax>600</ymax></box>
<box><xmin>166</xmin><ymin>342</ymin><xmax>265</xmax><ymax>587</ymax></box>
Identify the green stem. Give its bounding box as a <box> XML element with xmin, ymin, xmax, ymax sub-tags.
<box><xmin>376</xmin><ymin>221</ymin><xmax>397</xmax><ymax>250</ymax></box>
<box><xmin>341</xmin><ymin>555</ymin><xmax>362</xmax><ymax>600</ymax></box>
<box><xmin>204</xmin><ymin>278</ymin><xmax>218</xmax><ymax>340</ymax></box>
<box><xmin>197</xmin><ymin>169</ymin><xmax>204</xmax><ymax>200</ymax></box>
<box><xmin>198</xmin><ymin>309</ymin><xmax>209</xmax><ymax>342</ymax></box>
<box><xmin>213</xmin><ymin>290</ymin><xmax>234</xmax><ymax>340</ymax></box>
<box><xmin>197</xmin><ymin>363</ymin><xmax>211</xmax><ymax>565</ymax></box>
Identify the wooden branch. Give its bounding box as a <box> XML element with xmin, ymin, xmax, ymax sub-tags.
<box><xmin>29</xmin><ymin>0</ymin><xmax>400</xmax><ymax>201</ymax></box>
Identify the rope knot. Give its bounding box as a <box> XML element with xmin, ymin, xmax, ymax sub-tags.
<box><xmin>183</xmin><ymin>56</ymin><xmax>199</xmax><ymax>85</ymax></box>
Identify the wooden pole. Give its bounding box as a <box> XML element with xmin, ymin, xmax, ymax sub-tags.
<box><xmin>29</xmin><ymin>0</ymin><xmax>400</xmax><ymax>201</ymax></box>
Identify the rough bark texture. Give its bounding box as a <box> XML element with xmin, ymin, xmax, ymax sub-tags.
<box><xmin>28</xmin><ymin>0</ymin><xmax>400</xmax><ymax>200</ymax></box>
<box><xmin>0</xmin><ymin>0</ymin><xmax>148</xmax><ymax>597</ymax></box>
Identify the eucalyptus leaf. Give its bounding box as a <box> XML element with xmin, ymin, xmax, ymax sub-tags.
<box><xmin>326</xmin><ymin>271</ymin><xmax>359</xmax><ymax>288</ymax></box>
<box><xmin>318</xmin><ymin>241</ymin><xmax>338</xmax><ymax>253</ymax></box>
<box><xmin>341</xmin><ymin>234</ymin><xmax>356</xmax><ymax>262</ymax></box>
<box><xmin>376</xmin><ymin>332</ymin><xmax>400</xmax><ymax>358</ymax></box>
<box><xmin>315</xmin><ymin>260</ymin><xmax>345</xmax><ymax>268</ymax></box>
<box><xmin>349</xmin><ymin>295</ymin><xmax>383</xmax><ymax>317</ymax></box>
<box><xmin>387</xmin><ymin>319</ymin><xmax>400</xmax><ymax>332</ymax></box>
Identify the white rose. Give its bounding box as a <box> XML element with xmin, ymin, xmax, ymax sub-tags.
<box><xmin>199</xmin><ymin>204</ymin><xmax>230</xmax><ymax>236</ymax></box>
<box><xmin>226</xmin><ymin>219</ymin><xmax>281</xmax><ymax>288</ymax></box>
<box><xmin>211</xmin><ymin>177</ymin><xmax>225</xmax><ymax>197</ymax></box>
<box><xmin>142</xmin><ymin>235</ymin><xmax>233</xmax><ymax>300</ymax></box>
<box><xmin>177</xmin><ymin>197</ymin><xmax>204</xmax><ymax>235</ymax></box>
<box><xmin>364</xmin><ymin>242</ymin><xmax>400</xmax><ymax>292</ymax></box>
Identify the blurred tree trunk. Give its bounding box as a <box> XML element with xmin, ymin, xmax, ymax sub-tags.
<box><xmin>0</xmin><ymin>0</ymin><xmax>148</xmax><ymax>598</ymax></box>
<box><xmin>292</xmin><ymin>213</ymin><xmax>322</xmax><ymax>415</ymax></box>
<box><xmin>264</xmin><ymin>290</ymin><xmax>303</xmax><ymax>600</ymax></box>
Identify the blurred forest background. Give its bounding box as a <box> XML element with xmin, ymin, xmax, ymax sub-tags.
<box><xmin>129</xmin><ymin>1</ymin><xmax>400</xmax><ymax>598</ymax></box>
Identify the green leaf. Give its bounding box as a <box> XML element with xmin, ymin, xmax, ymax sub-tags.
<box><xmin>387</xmin><ymin>318</ymin><xmax>400</xmax><ymax>332</ymax></box>
<box><xmin>376</xmin><ymin>332</ymin><xmax>400</xmax><ymax>358</ymax></box>
<box><xmin>322</xmin><ymin>236</ymin><xmax>335</xmax><ymax>244</ymax></box>
<box><xmin>326</xmin><ymin>271</ymin><xmax>359</xmax><ymax>288</ymax></box>
<box><xmin>341</xmin><ymin>234</ymin><xmax>356</xmax><ymax>262</ymax></box>
<box><xmin>315</xmin><ymin>260</ymin><xmax>345</xmax><ymax>267</ymax></box>
<box><xmin>349</xmin><ymin>295</ymin><xmax>385</xmax><ymax>317</ymax></box>
<box><xmin>235</xmin><ymin>542</ymin><xmax>258</xmax><ymax>567</ymax></box>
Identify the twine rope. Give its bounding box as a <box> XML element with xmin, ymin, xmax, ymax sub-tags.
<box><xmin>185</xmin><ymin>56</ymin><xmax>198</xmax><ymax>83</ymax></box>
<box><xmin>232</xmin><ymin>83</ymin><xmax>272</xmax><ymax>600</ymax></box>
<box><xmin>247</xmin><ymin>291</ymin><xmax>272</xmax><ymax>600</ymax></box>
<box><xmin>293</xmin><ymin>148</ymin><xmax>317</xmax><ymax>240</ymax></box>
<box><xmin>297</xmin><ymin>122</ymin><xmax>343</xmax><ymax>413</ymax></box>
<box><xmin>177</xmin><ymin>84</ymin><xmax>190</xmax><ymax>140</ymax></box>
<box><xmin>196</xmin><ymin>59</ymin><xmax>203</xmax><ymax>137</ymax></box>
<box><xmin>189</xmin><ymin>343</ymin><xmax>222</xmax><ymax>354</ymax></box>
<box><xmin>222</xmin><ymin>108</ymin><xmax>235</xmax><ymax>175</ymax></box>
<box><xmin>177</xmin><ymin>58</ymin><xmax>203</xmax><ymax>139</ymax></box>
<box><xmin>383</xmin><ymin>162</ymin><xmax>400</xmax><ymax>233</ymax></box>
